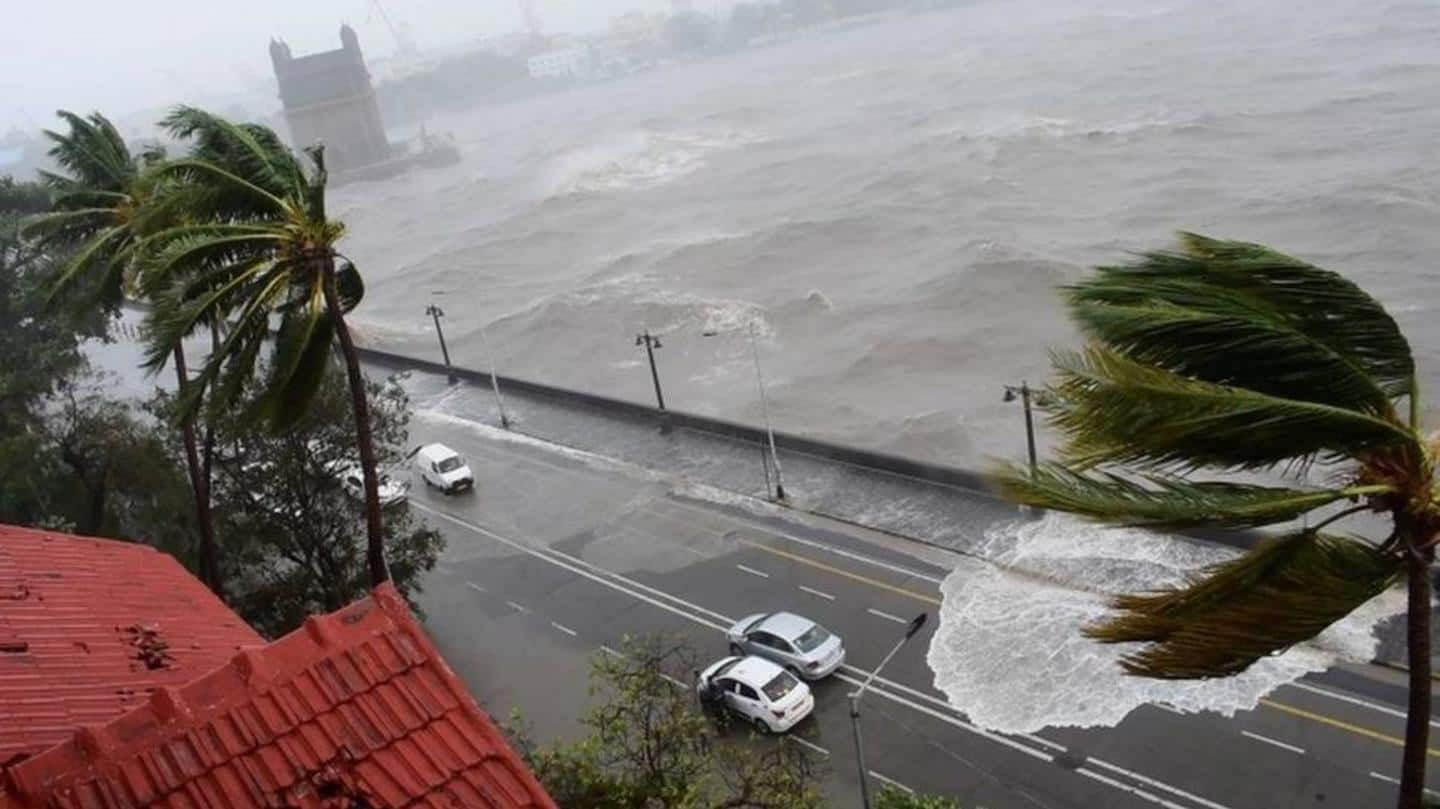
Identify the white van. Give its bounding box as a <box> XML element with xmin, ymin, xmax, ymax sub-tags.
<box><xmin>414</xmin><ymin>443</ymin><xmax>474</xmax><ymax>494</ymax></box>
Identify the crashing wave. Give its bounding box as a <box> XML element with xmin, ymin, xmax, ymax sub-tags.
<box><xmin>926</xmin><ymin>512</ymin><xmax>1406</xmax><ymax>734</ymax></box>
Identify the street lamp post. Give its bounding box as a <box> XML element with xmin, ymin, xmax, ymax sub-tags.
<box><xmin>477</xmin><ymin>322</ymin><xmax>511</xmax><ymax>430</ymax></box>
<box><xmin>425</xmin><ymin>304</ymin><xmax>456</xmax><ymax>384</ymax></box>
<box><xmin>1003</xmin><ymin>381</ymin><xmax>1040</xmax><ymax>473</ymax></box>
<box><xmin>704</xmin><ymin>323</ymin><xmax>787</xmax><ymax>501</ymax></box>
<box><xmin>636</xmin><ymin>330</ymin><xmax>670</xmax><ymax>431</ymax></box>
<box><xmin>849</xmin><ymin>613</ymin><xmax>928</xmax><ymax>809</ymax></box>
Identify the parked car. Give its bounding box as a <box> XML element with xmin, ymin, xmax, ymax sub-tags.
<box><xmin>695</xmin><ymin>655</ymin><xmax>814</xmax><ymax>734</ymax></box>
<box><xmin>726</xmin><ymin>611</ymin><xmax>845</xmax><ymax>680</ymax></box>
<box><xmin>413</xmin><ymin>443</ymin><xmax>474</xmax><ymax>494</ymax></box>
<box><xmin>338</xmin><ymin>465</ymin><xmax>409</xmax><ymax>507</ymax></box>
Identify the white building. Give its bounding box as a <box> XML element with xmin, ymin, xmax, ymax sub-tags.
<box><xmin>527</xmin><ymin>46</ymin><xmax>593</xmax><ymax>80</ymax></box>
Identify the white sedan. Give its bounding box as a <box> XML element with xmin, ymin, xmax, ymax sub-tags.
<box><xmin>338</xmin><ymin>465</ymin><xmax>410</xmax><ymax>507</ymax></box>
<box><xmin>695</xmin><ymin>655</ymin><xmax>814</xmax><ymax>734</ymax></box>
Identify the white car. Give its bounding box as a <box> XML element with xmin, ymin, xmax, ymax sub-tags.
<box><xmin>338</xmin><ymin>465</ymin><xmax>409</xmax><ymax>507</ymax></box>
<box><xmin>695</xmin><ymin>655</ymin><xmax>814</xmax><ymax>734</ymax></box>
<box><xmin>726</xmin><ymin>612</ymin><xmax>845</xmax><ymax>680</ymax></box>
<box><xmin>414</xmin><ymin>443</ymin><xmax>475</xmax><ymax>494</ymax></box>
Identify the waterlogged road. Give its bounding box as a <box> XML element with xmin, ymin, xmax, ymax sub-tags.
<box><xmin>407</xmin><ymin>415</ymin><xmax>1436</xmax><ymax>808</ymax></box>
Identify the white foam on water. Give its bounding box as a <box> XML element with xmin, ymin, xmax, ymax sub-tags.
<box><xmin>926</xmin><ymin>512</ymin><xmax>1407</xmax><ymax>733</ymax></box>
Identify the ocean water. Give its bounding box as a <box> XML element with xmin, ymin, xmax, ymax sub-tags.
<box><xmin>334</xmin><ymin>0</ymin><xmax>1440</xmax><ymax>469</ymax></box>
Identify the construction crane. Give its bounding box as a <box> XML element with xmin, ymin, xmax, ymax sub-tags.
<box><xmin>369</xmin><ymin>0</ymin><xmax>418</xmax><ymax>57</ymax></box>
<box><xmin>517</xmin><ymin>0</ymin><xmax>545</xmax><ymax>44</ymax></box>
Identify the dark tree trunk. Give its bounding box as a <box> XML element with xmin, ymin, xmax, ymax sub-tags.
<box><xmin>321</xmin><ymin>262</ymin><xmax>388</xmax><ymax>585</ymax></box>
<box><xmin>173</xmin><ymin>345</ymin><xmax>223</xmax><ymax>598</ymax></box>
<box><xmin>1399</xmin><ymin>546</ymin><xmax>1433</xmax><ymax>809</ymax></box>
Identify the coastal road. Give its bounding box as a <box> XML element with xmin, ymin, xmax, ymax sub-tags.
<box><xmin>409</xmin><ymin>416</ymin><xmax>1438</xmax><ymax>809</ymax></box>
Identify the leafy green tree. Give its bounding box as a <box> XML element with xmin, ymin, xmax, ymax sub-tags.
<box><xmin>22</xmin><ymin>111</ymin><xmax>224</xmax><ymax>594</ymax></box>
<box><xmin>0</xmin><ymin>175</ymin><xmax>107</xmax><ymax>526</ymax></box>
<box><xmin>199</xmin><ymin>365</ymin><xmax>441</xmax><ymax>637</ymax></box>
<box><xmin>875</xmin><ymin>787</ymin><xmax>964</xmax><ymax>809</ymax></box>
<box><xmin>993</xmin><ymin>233</ymin><xmax>1437</xmax><ymax>809</ymax></box>
<box><xmin>139</xmin><ymin>106</ymin><xmax>391</xmax><ymax>587</ymax></box>
<box><xmin>509</xmin><ymin>635</ymin><xmax>824</xmax><ymax>809</ymax></box>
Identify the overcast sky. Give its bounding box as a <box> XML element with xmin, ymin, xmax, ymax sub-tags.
<box><xmin>1</xmin><ymin>0</ymin><xmax>673</xmax><ymax>134</ymax></box>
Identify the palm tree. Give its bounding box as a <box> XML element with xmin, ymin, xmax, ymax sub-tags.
<box><xmin>993</xmin><ymin>233</ymin><xmax>1437</xmax><ymax>809</ymax></box>
<box><xmin>140</xmin><ymin>106</ymin><xmax>389</xmax><ymax>586</ymax></box>
<box><xmin>22</xmin><ymin>111</ymin><xmax>224</xmax><ymax>596</ymax></box>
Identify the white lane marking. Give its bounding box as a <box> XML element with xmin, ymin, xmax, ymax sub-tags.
<box><xmin>1241</xmin><ymin>731</ymin><xmax>1305</xmax><ymax>755</ymax></box>
<box><xmin>867</xmin><ymin>608</ymin><xmax>907</xmax><ymax>625</ymax></box>
<box><xmin>799</xmin><ymin>585</ymin><xmax>836</xmax><ymax>601</ymax></box>
<box><xmin>1371</xmin><ymin>771</ymin><xmax>1400</xmax><ymax>786</ymax></box>
<box><xmin>600</xmin><ymin>645</ymin><xmax>627</xmax><ymax>658</ymax></box>
<box><xmin>1077</xmin><ymin>767</ymin><xmax>1190</xmax><ymax>809</ymax></box>
<box><xmin>1292</xmin><ymin>682</ymin><xmax>1440</xmax><ymax>730</ymax></box>
<box><xmin>1152</xmin><ymin>704</ymin><xmax>1184</xmax><ymax>716</ymax></box>
<box><xmin>465</xmin><ymin>581</ymin><xmax>486</xmax><ymax>593</ymax></box>
<box><xmin>867</xmin><ymin>771</ymin><xmax>914</xmax><ymax>794</ymax></box>
<box><xmin>416</xmin><ymin>503</ymin><xmax>1238</xmax><ymax>809</ymax></box>
<box><xmin>1084</xmin><ymin>758</ymin><xmax>1234</xmax><ymax>809</ymax></box>
<box><xmin>660</xmin><ymin>672</ymin><xmax>688</xmax><ymax>690</ymax></box>
<box><xmin>791</xmin><ymin>736</ymin><xmax>830</xmax><ymax>757</ymax></box>
<box><xmin>550</xmin><ymin>621</ymin><xmax>578</xmax><ymax>638</ymax></box>
<box><xmin>736</xmin><ymin>564</ymin><xmax>770</xmax><ymax>579</ymax></box>
<box><xmin>505</xmin><ymin>600</ymin><xmax>529</xmax><ymax>613</ymax></box>
<box><xmin>660</xmin><ymin>497</ymin><xmax>947</xmax><ymax>585</ymax></box>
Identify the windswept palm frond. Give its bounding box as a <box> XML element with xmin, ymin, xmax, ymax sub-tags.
<box><xmin>1048</xmin><ymin>346</ymin><xmax>1416</xmax><ymax>471</ymax></box>
<box><xmin>1071</xmin><ymin>234</ymin><xmax>1415</xmax><ymax>403</ymax></box>
<box><xmin>993</xmin><ymin>462</ymin><xmax>1392</xmax><ymax>530</ymax></box>
<box><xmin>40</xmin><ymin>111</ymin><xmax>134</xmax><ymax>192</ymax></box>
<box><xmin>1083</xmin><ymin>531</ymin><xmax>1401</xmax><ymax>678</ymax></box>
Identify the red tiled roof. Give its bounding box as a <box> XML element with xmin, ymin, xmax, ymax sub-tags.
<box><xmin>2</xmin><ymin>582</ymin><xmax>557</xmax><ymax>809</ymax></box>
<box><xmin>0</xmin><ymin>524</ymin><xmax>262</xmax><ymax>768</ymax></box>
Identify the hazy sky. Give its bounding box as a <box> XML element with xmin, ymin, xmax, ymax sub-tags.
<box><xmin>1</xmin><ymin>0</ymin><xmax>671</xmax><ymax>134</ymax></box>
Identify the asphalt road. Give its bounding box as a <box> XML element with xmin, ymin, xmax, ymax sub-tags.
<box><xmin>407</xmin><ymin>415</ymin><xmax>1439</xmax><ymax>809</ymax></box>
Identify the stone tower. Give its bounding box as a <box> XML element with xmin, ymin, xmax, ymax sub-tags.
<box><xmin>270</xmin><ymin>25</ymin><xmax>390</xmax><ymax>173</ymax></box>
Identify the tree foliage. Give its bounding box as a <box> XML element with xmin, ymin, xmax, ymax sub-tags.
<box><xmin>191</xmin><ymin>364</ymin><xmax>442</xmax><ymax>637</ymax></box>
<box><xmin>508</xmin><ymin>635</ymin><xmax>824</xmax><ymax>809</ymax></box>
<box><xmin>874</xmin><ymin>787</ymin><xmax>965</xmax><ymax>809</ymax></box>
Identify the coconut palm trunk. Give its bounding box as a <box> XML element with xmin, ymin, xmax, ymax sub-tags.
<box><xmin>171</xmin><ymin>344</ymin><xmax>222</xmax><ymax>596</ymax></box>
<box><xmin>320</xmin><ymin>256</ymin><xmax>388</xmax><ymax>585</ymax></box>
<box><xmin>1402</xmin><ymin>544</ymin><xmax>1433</xmax><ymax>809</ymax></box>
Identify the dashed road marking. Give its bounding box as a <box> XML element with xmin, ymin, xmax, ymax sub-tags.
<box><xmin>799</xmin><ymin>585</ymin><xmax>835</xmax><ymax>601</ymax></box>
<box><xmin>1242</xmin><ymin>731</ymin><xmax>1305</xmax><ymax>755</ymax></box>
<box><xmin>1152</xmin><ymin>704</ymin><xmax>1184</xmax><ymax>716</ymax></box>
<box><xmin>1371</xmin><ymin>771</ymin><xmax>1399</xmax><ymax>786</ymax></box>
<box><xmin>465</xmin><ymin>582</ymin><xmax>486</xmax><ymax>593</ymax></box>
<box><xmin>867</xmin><ymin>608</ymin><xmax>908</xmax><ymax>625</ymax></box>
<box><xmin>738</xmin><ymin>538</ymin><xmax>941</xmax><ymax>605</ymax></box>
<box><xmin>550</xmin><ymin>621</ymin><xmax>578</xmax><ymax>637</ymax></box>
<box><xmin>736</xmin><ymin>563</ymin><xmax>770</xmax><ymax>579</ymax></box>
<box><xmin>1261</xmin><ymin>698</ymin><xmax>1440</xmax><ymax>757</ymax></box>
<box><xmin>790</xmin><ymin>736</ymin><xmax>830</xmax><ymax>757</ymax></box>
<box><xmin>505</xmin><ymin>600</ymin><xmax>529</xmax><ymax>613</ymax></box>
<box><xmin>868</xmin><ymin>771</ymin><xmax>914</xmax><ymax>794</ymax></box>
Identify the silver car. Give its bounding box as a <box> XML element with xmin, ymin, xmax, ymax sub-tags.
<box><xmin>726</xmin><ymin>612</ymin><xmax>845</xmax><ymax>680</ymax></box>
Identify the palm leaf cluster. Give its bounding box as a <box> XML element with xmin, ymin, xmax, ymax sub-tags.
<box><xmin>995</xmin><ymin>232</ymin><xmax>1432</xmax><ymax>680</ymax></box>
<box><xmin>139</xmin><ymin>107</ymin><xmax>363</xmax><ymax>427</ymax></box>
<box><xmin>22</xmin><ymin>112</ymin><xmax>155</xmax><ymax>308</ymax></box>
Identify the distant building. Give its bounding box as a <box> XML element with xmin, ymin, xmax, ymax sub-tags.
<box><xmin>527</xmin><ymin>45</ymin><xmax>593</xmax><ymax>80</ymax></box>
<box><xmin>269</xmin><ymin>25</ymin><xmax>391</xmax><ymax>173</ymax></box>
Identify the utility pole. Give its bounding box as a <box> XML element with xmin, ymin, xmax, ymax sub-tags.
<box><xmin>425</xmin><ymin>304</ymin><xmax>456</xmax><ymax>384</ymax></box>
<box><xmin>1003</xmin><ymin>381</ymin><xmax>1039</xmax><ymax>473</ymax></box>
<box><xmin>636</xmin><ymin>330</ymin><xmax>670</xmax><ymax>431</ymax></box>
<box><xmin>478</xmin><ymin>322</ymin><xmax>511</xmax><ymax>430</ymax></box>
<box><xmin>849</xmin><ymin>613</ymin><xmax>927</xmax><ymax>809</ymax></box>
<box><xmin>747</xmin><ymin>322</ymin><xmax>785</xmax><ymax>500</ymax></box>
